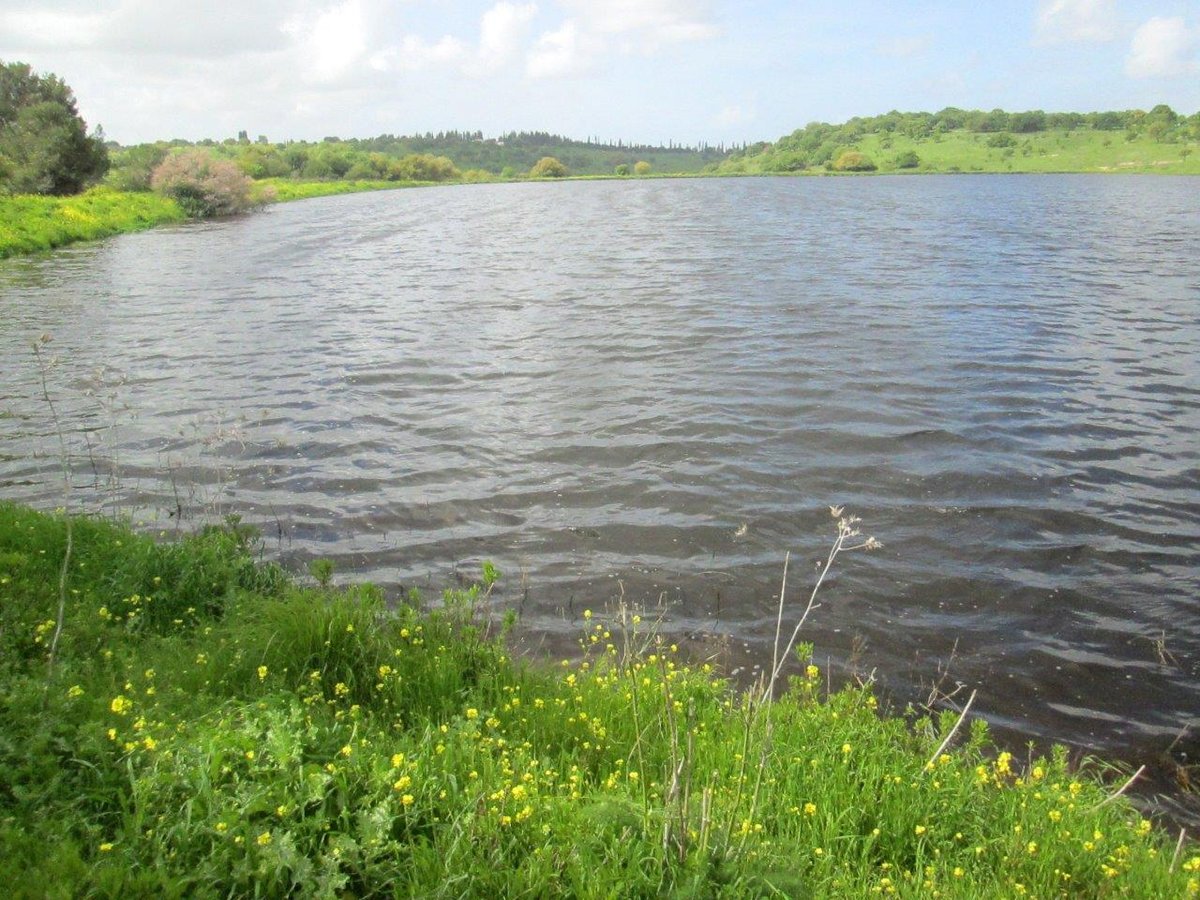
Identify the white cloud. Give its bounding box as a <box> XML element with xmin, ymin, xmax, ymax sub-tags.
<box><xmin>283</xmin><ymin>0</ymin><xmax>369</xmax><ymax>83</ymax></box>
<box><xmin>370</xmin><ymin>35</ymin><xmax>470</xmax><ymax>73</ymax></box>
<box><xmin>0</xmin><ymin>9</ymin><xmax>105</xmax><ymax>50</ymax></box>
<box><xmin>477</xmin><ymin>2</ymin><xmax>538</xmax><ymax>72</ymax></box>
<box><xmin>1034</xmin><ymin>0</ymin><xmax>1118</xmax><ymax>45</ymax></box>
<box><xmin>0</xmin><ymin>1</ymin><xmax>295</xmax><ymax>56</ymax></box>
<box><xmin>558</xmin><ymin>0</ymin><xmax>717</xmax><ymax>44</ymax></box>
<box><xmin>525</xmin><ymin>0</ymin><xmax>716</xmax><ymax>78</ymax></box>
<box><xmin>1125</xmin><ymin>16</ymin><xmax>1199</xmax><ymax>78</ymax></box>
<box><xmin>526</xmin><ymin>19</ymin><xmax>601</xmax><ymax>78</ymax></box>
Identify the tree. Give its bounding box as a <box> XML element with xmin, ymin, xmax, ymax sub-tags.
<box><xmin>529</xmin><ymin>156</ymin><xmax>567</xmax><ymax>177</ymax></box>
<box><xmin>0</xmin><ymin>60</ymin><xmax>108</xmax><ymax>195</ymax></box>
<box><xmin>150</xmin><ymin>149</ymin><xmax>261</xmax><ymax>217</ymax></box>
<box><xmin>633</xmin><ymin>160</ymin><xmax>652</xmax><ymax>175</ymax></box>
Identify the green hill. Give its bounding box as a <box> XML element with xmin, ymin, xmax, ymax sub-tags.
<box><xmin>718</xmin><ymin>106</ymin><xmax>1200</xmax><ymax>175</ymax></box>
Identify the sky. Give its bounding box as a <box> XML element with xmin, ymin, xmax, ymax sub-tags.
<box><xmin>1</xmin><ymin>1</ymin><xmax>1198</xmax><ymax>147</ymax></box>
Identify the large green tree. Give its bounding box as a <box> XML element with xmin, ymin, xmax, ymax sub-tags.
<box><xmin>0</xmin><ymin>61</ymin><xmax>108</xmax><ymax>195</ymax></box>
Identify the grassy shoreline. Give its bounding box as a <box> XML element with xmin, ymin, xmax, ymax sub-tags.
<box><xmin>5</xmin><ymin>143</ymin><xmax>1199</xmax><ymax>260</ymax></box>
<box><xmin>0</xmin><ymin>180</ymin><xmax>428</xmax><ymax>259</ymax></box>
<box><xmin>0</xmin><ymin>188</ymin><xmax>186</xmax><ymax>258</ymax></box>
<box><xmin>1</xmin><ymin>501</ymin><xmax>1196</xmax><ymax>897</ymax></box>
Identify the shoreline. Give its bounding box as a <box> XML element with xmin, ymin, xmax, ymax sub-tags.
<box><xmin>4</xmin><ymin>165</ymin><xmax>1198</xmax><ymax>260</ymax></box>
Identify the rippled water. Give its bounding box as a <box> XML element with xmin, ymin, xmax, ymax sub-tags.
<box><xmin>2</xmin><ymin>176</ymin><xmax>1198</xmax><ymax>799</ymax></box>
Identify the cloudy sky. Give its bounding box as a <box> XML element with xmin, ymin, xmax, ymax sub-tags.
<box><xmin>2</xmin><ymin>0</ymin><xmax>1198</xmax><ymax>146</ymax></box>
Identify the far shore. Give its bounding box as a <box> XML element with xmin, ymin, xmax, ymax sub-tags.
<box><xmin>3</xmin><ymin>162</ymin><xmax>1198</xmax><ymax>260</ymax></box>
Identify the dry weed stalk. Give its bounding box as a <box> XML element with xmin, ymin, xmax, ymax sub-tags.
<box><xmin>33</xmin><ymin>334</ymin><xmax>73</xmax><ymax>672</ymax></box>
<box><xmin>728</xmin><ymin>507</ymin><xmax>881</xmax><ymax>857</ymax></box>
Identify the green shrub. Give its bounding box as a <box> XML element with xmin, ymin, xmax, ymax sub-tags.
<box><xmin>830</xmin><ymin>150</ymin><xmax>877</xmax><ymax>172</ymax></box>
<box><xmin>529</xmin><ymin>156</ymin><xmax>567</xmax><ymax>178</ymax></box>
<box><xmin>894</xmin><ymin>150</ymin><xmax>920</xmax><ymax>169</ymax></box>
<box><xmin>614</xmin><ymin>164</ymin><xmax>630</xmax><ymax>176</ymax></box>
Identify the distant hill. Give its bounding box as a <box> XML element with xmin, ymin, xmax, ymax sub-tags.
<box><xmin>717</xmin><ymin>106</ymin><xmax>1200</xmax><ymax>176</ymax></box>
<box><xmin>106</xmin><ymin>130</ymin><xmax>733</xmax><ymax>187</ymax></box>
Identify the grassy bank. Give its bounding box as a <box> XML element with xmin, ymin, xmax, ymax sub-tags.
<box><xmin>0</xmin><ymin>180</ymin><xmax>428</xmax><ymax>258</ymax></box>
<box><xmin>0</xmin><ymin>188</ymin><xmax>186</xmax><ymax>258</ymax></box>
<box><xmin>253</xmin><ymin>178</ymin><xmax>427</xmax><ymax>203</ymax></box>
<box><xmin>720</xmin><ymin>127</ymin><xmax>1200</xmax><ymax>176</ymax></box>
<box><xmin>1</xmin><ymin>502</ymin><xmax>1195</xmax><ymax>897</ymax></box>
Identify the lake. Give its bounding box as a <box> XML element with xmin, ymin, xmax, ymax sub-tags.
<box><xmin>2</xmin><ymin>175</ymin><xmax>1198</xmax><ymax>810</ymax></box>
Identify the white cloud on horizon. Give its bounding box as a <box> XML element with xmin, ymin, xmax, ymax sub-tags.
<box><xmin>1033</xmin><ymin>0</ymin><xmax>1119</xmax><ymax>45</ymax></box>
<box><xmin>1125</xmin><ymin>16</ymin><xmax>1199</xmax><ymax>78</ymax></box>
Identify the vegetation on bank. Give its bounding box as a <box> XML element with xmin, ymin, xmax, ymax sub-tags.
<box><xmin>1</xmin><ymin>501</ymin><xmax>1196</xmax><ymax>898</ymax></box>
<box><xmin>0</xmin><ymin>188</ymin><xmax>184</xmax><ymax>258</ymax></box>
<box><xmin>719</xmin><ymin>105</ymin><xmax>1200</xmax><ymax>176</ymax></box>
<box><xmin>0</xmin><ymin>61</ymin><xmax>109</xmax><ymax>195</ymax></box>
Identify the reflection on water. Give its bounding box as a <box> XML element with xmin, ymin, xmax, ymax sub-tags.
<box><xmin>1</xmin><ymin>175</ymin><xmax>1198</xmax><ymax>801</ymax></box>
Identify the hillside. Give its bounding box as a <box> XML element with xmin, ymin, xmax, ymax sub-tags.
<box><xmin>106</xmin><ymin>130</ymin><xmax>731</xmax><ymax>188</ymax></box>
<box><xmin>718</xmin><ymin>106</ymin><xmax>1200</xmax><ymax>176</ymax></box>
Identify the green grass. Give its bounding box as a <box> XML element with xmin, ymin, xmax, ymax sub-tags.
<box><xmin>253</xmin><ymin>178</ymin><xmax>430</xmax><ymax>203</ymax></box>
<box><xmin>0</xmin><ymin>188</ymin><xmax>185</xmax><ymax>258</ymax></box>
<box><xmin>1</xmin><ymin>501</ymin><xmax>1196</xmax><ymax>897</ymax></box>
<box><xmin>721</xmin><ymin>128</ymin><xmax>1200</xmax><ymax>176</ymax></box>
<box><xmin>0</xmin><ymin>181</ymin><xmax>424</xmax><ymax>259</ymax></box>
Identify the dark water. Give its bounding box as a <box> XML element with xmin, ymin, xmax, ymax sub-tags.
<box><xmin>2</xmin><ymin>176</ymin><xmax>1198</xmax><ymax>808</ymax></box>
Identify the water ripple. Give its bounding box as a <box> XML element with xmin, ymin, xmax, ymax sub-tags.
<box><xmin>1</xmin><ymin>175</ymin><xmax>1198</xmax><ymax>772</ymax></box>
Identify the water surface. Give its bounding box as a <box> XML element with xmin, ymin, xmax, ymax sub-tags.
<box><xmin>2</xmin><ymin>176</ymin><xmax>1198</xmax><ymax>807</ymax></box>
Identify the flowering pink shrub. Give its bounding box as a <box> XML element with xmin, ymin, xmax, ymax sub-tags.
<box><xmin>150</xmin><ymin>150</ymin><xmax>259</xmax><ymax>217</ymax></box>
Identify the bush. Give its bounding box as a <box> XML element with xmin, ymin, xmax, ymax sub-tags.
<box><xmin>529</xmin><ymin>156</ymin><xmax>567</xmax><ymax>178</ymax></box>
<box><xmin>105</xmin><ymin>144</ymin><xmax>168</xmax><ymax>192</ymax></box>
<box><xmin>986</xmin><ymin>133</ymin><xmax>1016</xmax><ymax>149</ymax></box>
<box><xmin>390</xmin><ymin>153</ymin><xmax>460</xmax><ymax>182</ymax></box>
<box><xmin>829</xmin><ymin>150</ymin><xmax>877</xmax><ymax>172</ymax></box>
<box><xmin>894</xmin><ymin>150</ymin><xmax>920</xmax><ymax>169</ymax></box>
<box><xmin>150</xmin><ymin>150</ymin><xmax>260</xmax><ymax>217</ymax></box>
<box><xmin>614</xmin><ymin>164</ymin><xmax>630</xmax><ymax>176</ymax></box>
<box><xmin>633</xmin><ymin>160</ymin><xmax>652</xmax><ymax>175</ymax></box>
